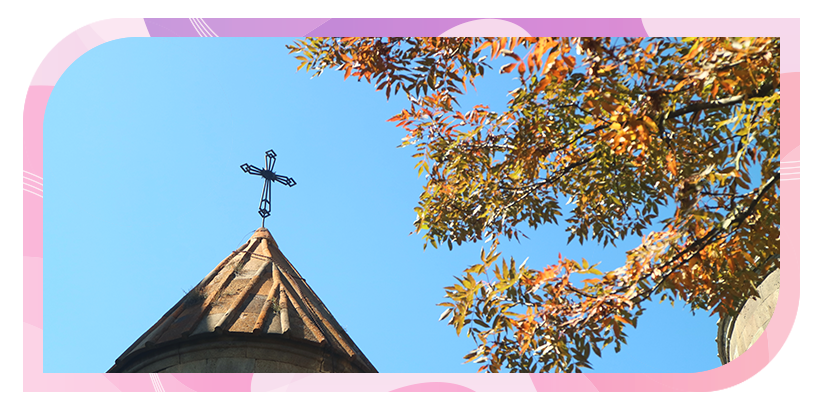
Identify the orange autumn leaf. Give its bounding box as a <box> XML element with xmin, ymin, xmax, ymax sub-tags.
<box><xmin>666</xmin><ymin>152</ymin><xmax>678</xmax><ymax>177</ymax></box>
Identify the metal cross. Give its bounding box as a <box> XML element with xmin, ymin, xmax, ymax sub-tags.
<box><xmin>241</xmin><ymin>150</ymin><xmax>296</xmax><ymax>227</ymax></box>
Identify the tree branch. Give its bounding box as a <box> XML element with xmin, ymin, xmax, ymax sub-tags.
<box><xmin>667</xmin><ymin>84</ymin><xmax>774</xmax><ymax>121</ymax></box>
<box><xmin>635</xmin><ymin>174</ymin><xmax>778</xmax><ymax>303</ymax></box>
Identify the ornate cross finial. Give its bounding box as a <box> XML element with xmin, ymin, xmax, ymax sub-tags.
<box><xmin>241</xmin><ymin>150</ymin><xmax>296</xmax><ymax>227</ymax></box>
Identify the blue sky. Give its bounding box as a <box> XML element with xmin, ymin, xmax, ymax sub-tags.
<box><xmin>43</xmin><ymin>37</ymin><xmax>722</xmax><ymax>373</ymax></box>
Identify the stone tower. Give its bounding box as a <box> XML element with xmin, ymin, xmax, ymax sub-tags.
<box><xmin>108</xmin><ymin>228</ymin><xmax>377</xmax><ymax>373</ymax></box>
<box><xmin>716</xmin><ymin>267</ymin><xmax>780</xmax><ymax>364</ymax></box>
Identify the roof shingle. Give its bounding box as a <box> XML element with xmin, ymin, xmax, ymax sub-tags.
<box><xmin>108</xmin><ymin>228</ymin><xmax>376</xmax><ymax>372</ymax></box>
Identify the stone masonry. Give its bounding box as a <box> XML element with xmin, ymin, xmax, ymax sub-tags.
<box><xmin>717</xmin><ymin>268</ymin><xmax>779</xmax><ymax>364</ymax></box>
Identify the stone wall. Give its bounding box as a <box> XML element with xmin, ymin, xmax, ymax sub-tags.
<box><xmin>717</xmin><ymin>268</ymin><xmax>780</xmax><ymax>364</ymax></box>
<box><xmin>111</xmin><ymin>333</ymin><xmax>369</xmax><ymax>373</ymax></box>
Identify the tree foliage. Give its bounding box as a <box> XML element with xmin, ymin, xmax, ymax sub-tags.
<box><xmin>288</xmin><ymin>37</ymin><xmax>780</xmax><ymax>372</ymax></box>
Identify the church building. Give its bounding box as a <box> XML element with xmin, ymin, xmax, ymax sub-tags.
<box><xmin>108</xmin><ymin>150</ymin><xmax>377</xmax><ymax>373</ymax></box>
<box><xmin>108</xmin><ymin>227</ymin><xmax>377</xmax><ymax>373</ymax></box>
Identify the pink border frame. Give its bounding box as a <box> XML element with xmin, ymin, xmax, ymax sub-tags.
<box><xmin>23</xmin><ymin>18</ymin><xmax>799</xmax><ymax>392</ymax></box>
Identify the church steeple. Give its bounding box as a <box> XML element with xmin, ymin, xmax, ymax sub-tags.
<box><xmin>108</xmin><ymin>227</ymin><xmax>377</xmax><ymax>373</ymax></box>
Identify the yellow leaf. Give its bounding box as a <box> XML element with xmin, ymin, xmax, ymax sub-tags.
<box><xmin>673</xmin><ymin>79</ymin><xmax>689</xmax><ymax>92</ymax></box>
<box><xmin>666</xmin><ymin>152</ymin><xmax>677</xmax><ymax>177</ymax></box>
<box><xmin>682</xmin><ymin>41</ymin><xmax>701</xmax><ymax>61</ymax></box>
<box><xmin>642</xmin><ymin>116</ymin><xmax>659</xmax><ymax>133</ymax></box>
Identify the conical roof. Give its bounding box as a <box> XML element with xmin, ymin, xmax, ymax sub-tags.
<box><xmin>108</xmin><ymin>228</ymin><xmax>377</xmax><ymax>373</ymax></box>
